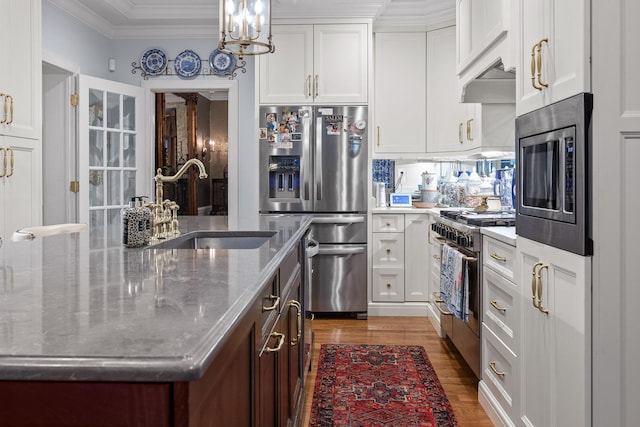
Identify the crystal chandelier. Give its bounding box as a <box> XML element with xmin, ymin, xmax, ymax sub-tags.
<box><xmin>218</xmin><ymin>0</ymin><xmax>275</xmax><ymax>59</ymax></box>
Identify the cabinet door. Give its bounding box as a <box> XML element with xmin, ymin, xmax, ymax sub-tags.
<box><xmin>0</xmin><ymin>135</ymin><xmax>41</xmax><ymax>240</ymax></box>
<box><xmin>426</xmin><ymin>26</ymin><xmax>469</xmax><ymax>154</ymax></box>
<box><xmin>259</xmin><ymin>25</ymin><xmax>314</xmax><ymax>104</ymax></box>
<box><xmin>313</xmin><ymin>24</ymin><xmax>368</xmax><ymax>104</ymax></box>
<box><xmin>0</xmin><ymin>0</ymin><xmax>41</xmax><ymax>140</ymax></box>
<box><xmin>404</xmin><ymin>214</ymin><xmax>429</xmax><ymax>302</ymax></box>
<box><xmin>516</xmin><ymin>0</ymin><xmax>590</xmax><ymax>116</ymax></box>
<box><xmin>517</xmin><ymin>237</ymin><xmax>591</xmax><ymax>427</ymax></box>
<box><xmin>374</xmin><ymin>32</ymin><xmax>426</xmax><ymax>153</ymax></box>
<box><xmin>516</xmin><ymin>0</ymin><xmax>546</xmax><ymax>115</ymax></box>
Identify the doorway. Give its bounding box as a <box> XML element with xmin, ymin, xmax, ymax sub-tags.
<box><xmin>155</xmin><ymin>91</ymin><xmax>229</xmax><ymax>216</ymax></box>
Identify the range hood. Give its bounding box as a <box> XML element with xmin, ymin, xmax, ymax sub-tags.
<box><xmin>461</xmin><ymin>60</ymin><xmax>515</xmax><ymax>104</ymax></box>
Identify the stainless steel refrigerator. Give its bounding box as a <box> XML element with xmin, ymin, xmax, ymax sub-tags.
<box><xmin>259</xmin><ymin>105</ymin><xmax>368</xmax><ymax>318</ymax></box>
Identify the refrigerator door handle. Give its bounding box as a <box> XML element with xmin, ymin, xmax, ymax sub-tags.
<box><xmin>315</xmin><ymin>115</ymin><xmax>323</xmax><ymax>201</ymax></box>
<box><xmin>302</xmin><ymin>110</ymin><xmax>312</xmax><ymax>201</ymax></box>
<box><xmin>317</xmin><ymin>247</ymin><xmax>366</xmax><ymax>256</ymax></box>
<box><xmin>312</xmin><ymin>217</ymin><xmax>365</xmax><ymax>225</ymax></box>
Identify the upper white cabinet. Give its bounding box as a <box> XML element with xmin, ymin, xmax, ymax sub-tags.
<box><xmin>516</xmin><ymin>236</ymin><xmax>591</xmax><ymax>427</ymax></box>
<box><xmin>426</xmin><ymin>27</ymin><xmax>470</xmax><ymax>154</ymax></box>
<box><xmin>0</xmin><ymin>0</ymin><xmax>42</xmax><ymax>242</ymax></box>
<box><xmin>516</xmin><ymin>0</ymin><xmax>590</xmax><ymax>116</ymax></box>
<box><xmin>0</xmin><ymin>0</ymin><xmax>41</xmax><ymax>140</ymax></box>
<box><xmin>259</xmin><ymin>24</ymin><xmax>368</xmax><ymax>105</ymax></box>
<box><xmin>374</xmin><ymin>32</ymin><xmax>426</xmax><ymax>154</ymax></box>
<box><xmin>456</xmin><ymin>0</ymin><xmax>515</xmax><ymax>102</ymax></box>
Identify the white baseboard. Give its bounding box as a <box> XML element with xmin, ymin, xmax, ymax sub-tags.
<box><xmin>367</xmin><ymin>302</ymin><xmax>430</xmax><ymax>317</ymax></box>
<box><xmin>478</xmin><ymin>380</ymin><xmax>514</xmax><ymax>427</ymax></box>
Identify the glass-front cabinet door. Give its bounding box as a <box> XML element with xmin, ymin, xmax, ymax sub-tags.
<box><xmin>79</xmin><ymin>75</ymin><xmax>147</xmax><ymax>248</ymax></box>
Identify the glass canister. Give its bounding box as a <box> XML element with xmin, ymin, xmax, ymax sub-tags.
<box><xmin>441</xmin><ymin>170</ymin><xmax>458</xmax><ymax>206</ymax></box>
<box><xmin>465</xmin><ymin>169</ymin><xmax>483</xmax><ymax>208</ymax></box>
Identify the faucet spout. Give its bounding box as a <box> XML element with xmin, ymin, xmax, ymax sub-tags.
<box><xmin>155</xmin><ymin>158</ymin><xmax>208</xmax><ymax>183</ymax></box>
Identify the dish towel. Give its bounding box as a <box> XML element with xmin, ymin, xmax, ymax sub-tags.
<box><xmin>440</xmin><ymin>245</ymin><xmax>469</xmax><ymax>322</ymax></box>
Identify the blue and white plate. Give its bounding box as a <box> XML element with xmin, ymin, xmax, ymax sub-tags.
<box><xmin>209</xmin><ymin>49</ymin><xmax>236</xmax><ymax>75</ymax></box>
<box><xmin>174</xmin><ymin>49</ymin><xmax>202</xmax><ymax>78</ymax></box>
<box><xmin>140</xmin><ymin>48</ymin><xmax>168</xmax><ymax>76</ymax></box>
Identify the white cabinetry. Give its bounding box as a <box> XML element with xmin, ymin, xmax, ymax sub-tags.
<box><xmin>259</xmin><ymin>24</ymin><xmax>368</xmax><ymax>105</ymax></box>
<box><xmin>516</xmin><ymin>236</ymin><xmax>591</xmax><ymax>427</ymax></box>
<box><xmin>479</xmin><ymin>235</ymin><xmax>520</xmax><ymax>426</ymax></box>
<box><xmin>426</xmin><ymin>213</ymin><xmax>444</xmax><ymax>334</ymax></box>
<box><xmin>427</xmin><ymin>26</ymin><xmax>515</xmax><ymax>156</ymax></box>
<box><xmin>371</xmin><ymin>213</ymin><xmax>430</xmax><ymax>306</ymax></box>
<box><xmin>0</xmin><ymin>0</ymin><xmax>41</xmax><ymax>242</ymax></box>
<box><xmin>456</xmin><ymin>0</ymin><xmax>514</xmax><ymax>102</ymax></box>
<box><xmin>374</xmin><ymin>32</ymin><xmax>426</xmax><ymax>154</ymax></box>
<box><xmin>516</xmin><ymin>0</ymin><xmax>590</xmax><ymax>116</ymax></box>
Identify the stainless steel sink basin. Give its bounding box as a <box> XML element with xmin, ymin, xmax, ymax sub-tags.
<box><xmin>148</xmin><ymin>230</ymin><xmax>277</xmax><ymax>250</ymax></box>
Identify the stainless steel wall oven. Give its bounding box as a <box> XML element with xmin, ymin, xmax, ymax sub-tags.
<box><xmin>516</xmin><ymin>93</ymin><xmax>593</xmax><ymax>255</ymax></box>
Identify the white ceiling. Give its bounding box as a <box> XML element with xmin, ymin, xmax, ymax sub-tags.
<box><xmin>47</xmin><ymin>0</ymin><xmax>456</xmax><ymax>39</ymax></box>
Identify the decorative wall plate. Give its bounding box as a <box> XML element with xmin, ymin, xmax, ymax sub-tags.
<box><xmin>140</xmin><ymin>48</ymin><xmax>168</xmax><ymax>76</ymax></box>
<box><xmin>174</xmin><ymin>49</ymin><xmax>202</xmax><ymax>78</ymax></box>
<box><xmin>209</xmin><ymin>49</ymin><xmax>236</xmax><ymax>75</ymax></box>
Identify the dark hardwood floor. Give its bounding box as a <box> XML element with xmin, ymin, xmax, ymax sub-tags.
<box><xmin>302</xmin><ymin>316</ymin><xmax>494</xmax><ymax>426</ymax></box>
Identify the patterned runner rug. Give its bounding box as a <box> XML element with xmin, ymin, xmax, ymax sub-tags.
<box><xmin>309</xmin><ymin>344</ymin><xmax>458</xmax><ymax>427</ymax></box>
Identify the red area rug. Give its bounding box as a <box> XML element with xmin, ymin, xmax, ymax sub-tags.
<box><xmin>309</xmin><ymin>344</ymin><xmax>458</xmax><ymax>427</ymax></box>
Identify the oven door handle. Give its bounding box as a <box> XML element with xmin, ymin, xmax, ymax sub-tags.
<box><xmin>317</xmin><ymin>247</ymin><xmax>365</xmax><ymax>256</ymax></box>
<box><xmin>306</xmin><ymin>238</ymin><xmax>320</xmax><ymax>258</ymax></box>
<box><xmin>433</xmin><ymin>300</ymin><xmax>453</xmax><ymax>316</ymax></box>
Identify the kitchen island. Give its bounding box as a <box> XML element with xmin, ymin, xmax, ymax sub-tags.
<box><xmin>0</xmin><ymin>214</ymin><xmax>311</xmax><ymax>426</ymax></box>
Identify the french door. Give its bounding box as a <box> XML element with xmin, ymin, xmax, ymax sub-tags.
<box><xmin>78</xmin><ymin>75</ymin><xmax>147</xmax><ymax>248</ymax></box>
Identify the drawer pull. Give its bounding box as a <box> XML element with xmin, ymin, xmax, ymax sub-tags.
<box><xmin>265</xmin><ymin>332</ymin><xmax>286</xmax><ymax>353</ymax></box>
<box><xmin>262</xmin><ymin>295</ymin><xmax>280</xmax><ymax>312</ymax></box>
<box><xmin>489</xmin><ymin>361</ymin><xmax>506</xmax><ymax>377</ymax></box>
<box><xmin>385</xmin><ymin>222</ymin><xmax>391</xmax><ymax>227</ymax></box>
<box><xmin>432</xmin><ymin>254</ymin><xmax>441</xmax><ymax>261</ymax></box>
<box><xmin>386</xmin><ymin>248</ymin><xmax>391</xmax><ymax>253</ymax></box>
<box><xmin>289</xmin><ymin>300</ymin><xmax>302</xmax><ymax>346</ymax></box>
<box><xmin>490</xmin><ymin>300</ymin><xmax>507</xmax><ymax>312</ymax></box>
<box><xmin>490</xmin><ymin>252</ymin><xmax>507</xmax><ymax>262</ymax></box>
<box><xmin>386</xmin><ymin>282</ymin><xmax>391</xmax><ymax>288</ymax></box>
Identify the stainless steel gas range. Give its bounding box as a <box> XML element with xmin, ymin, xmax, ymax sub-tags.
<box><xmin>430</xmin><ymin>209</ymin><xmax>515</xmax><ymax>378</ymax></box>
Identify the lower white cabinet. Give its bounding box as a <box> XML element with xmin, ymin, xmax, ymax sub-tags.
<box><xmin>515</xmin><ymin>236</ymin><xmax>591</xmax><ymax>427</ymax></box>
<box><xmin>479</xmin><ymin>235</ymin><xmax>519</xmax><ymax>426</ymax></box>
<box><xmin>371</xmin><ymin>213</ymin><xmax>430</xmax><ymax>304</ymax></box>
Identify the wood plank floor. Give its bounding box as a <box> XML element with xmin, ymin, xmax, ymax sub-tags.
<box><xmin>301</xmin><ymin>316</ymin><xmax>494</xmax><ymax>427</ymax></box>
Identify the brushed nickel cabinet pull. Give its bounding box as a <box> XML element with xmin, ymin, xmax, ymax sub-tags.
<box><xmin>536</xmin><ymin>38</ymin><xmax>549</xmax><ymax>88</ymax></box>
<box><xmin>314</xmin><ymin>74</ymin><xmax>319</xmax><ymax>97</ymax></box>
<box><xmin>262</xmin><ymin>294</ymin><xmax>281</xmax><ymax>312</ymax></box>
<box><xmin>490</xmin><ymin>252</ymin><xmax>507</xmax><ymax>262</ymax></box>
<box><xmin>537</xmin><ymin>264</ymin><xmax>550</xmax><ymax>313</ymax></box>
<box><xmin>307</xmin><ymin>75</ymin><xmax>312</xmax><ymax>97</ymax></box>
<box><xmin>265</xmin><ymin>332</ymin><xmax>286</xmax><ymax>353</ymax></box>
<box><xmin>489</xmin><ymin>361</ymin><xmax>506</xmax><ymax>377</ymax></box>
<box><xmin>531</xmin><ymin>43</ymin><xmax>542</xmax><ymax>90</ymax></box>
<box><xmin>490</xmin><ymin>299</ymin><xmax>507</xmax><ymax>312</ymax></box>
<box><xmin>532</xmin><ymin>261</ymin><xmax>544</xmax><ymax>308</ymax></box>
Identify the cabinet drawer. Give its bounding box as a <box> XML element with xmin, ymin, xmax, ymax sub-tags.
<box><xmin>483</xmin><ymin>236</ymin><xmax>515</xmax><ymax>280</ymax></box>
<box><xmin>279</xmin><ymin>246</ymin><xmax>301</xmax><ymax>298</ymax></box>
<box><xmin>372</xmin><ymin>214</ymin><xmax>405</xmax><ymax>232</ymax></box>
<box><xmin>372</xmin><ymin>268</ymin><xmax>405</xmax><ymax>302</ymax></box>
<box><xmin>483</xmin><ymin>266</ymin><xmax>520</xmax><ymax>352</ymax></box>
<box><xmin>481</xmin><ymin>324</ymin><xmax>519</xmax><ymax>424</ymax></box>
<box><xmin>372</xmin><ymin>233</ymin><xmax>405</xmax><ymax>266</ymax></box>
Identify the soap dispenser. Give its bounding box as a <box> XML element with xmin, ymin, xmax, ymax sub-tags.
<box><xmin>123</xmin><ymin>196</ymin><xmax>151</xmax><ymax>248</ymax></box>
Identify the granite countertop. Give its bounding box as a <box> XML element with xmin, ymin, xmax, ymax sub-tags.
<box><xmin>0</xmin><ymin>215</ymin><xmax>311</xmax><ymax>382</ymax></box>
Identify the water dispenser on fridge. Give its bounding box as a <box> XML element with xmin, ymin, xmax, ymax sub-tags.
<box><xmin>268</xmin><ymin>156</ymin><xmax>300</xmax><ymax>200</ymax></box>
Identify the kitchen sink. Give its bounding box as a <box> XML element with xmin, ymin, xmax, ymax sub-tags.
<box><xmin>147</xmin><ymin>230</ymin><xmax>277</xmax><ymax>250</ymax></box>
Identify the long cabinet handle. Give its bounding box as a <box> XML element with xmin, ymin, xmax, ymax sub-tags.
<box><xmin>265</xmin><ymin>332</ymin><xmax>286</xmax><ymax>353</ymax></box>
<box><xmin>0</xmin><ymin>147</ymin><xmax>6</xmax><ymax>178</ymax></box>
<box><xmin>536</xmin><ymin>38</ymin><xmax>549</xmax><ymax>88</ymax></box>
<box><xmin>0</xmin><ymin>93</ymin><xmax>6</xmax><ymax>124</ymax></box>
<box><xmin>307</xmin><ymin>75</ymin><xmax>312</xmax><ymax>97</ymax></box>
<box><xmin>490</xmin><ymin>299</ymin><xmax>507</xmax><ymax>312</ymax></box>
<box><xmin>314</xmin><ymin>74</ymin><xmax>319</xmax><ymax>97</ymax></box>
<box><xmin>531</xmin><ymin>261</ymin><xmax>544</xmax><ymax>308</ymax></box>
<box><xmin>536</xmin><ymin>264</ymin><xmax>550</xmax><ymax>313</ymax></box>
<box><xmin>489</xmin><ymin>361</ymin><xmax>506</xmax><ymax>377</ymax></box>
<box><xmin>5</xmin><ymin>148</ymin><xmax>13</xmax><ymax>178</ymax></box>
<box><xmin>377</xmin><ymin>126</ymin><xmax>380</xmax><ymax>146</ymax></box>
<box><xmin>531</xmin><ymin>43</ymin><xmax>542</xmax><ymax>91</ymax></box>
<box><xmin>262</xmin><ymin>294</ymin><xmax>281</xmax><ymax>312</ymax></box>
<box><xmin>490</xmin><ymin>252</ymin><xmax>507</xmax><ymax>262</ymax></box>
<box><xmin>458</xmin><ymin>123</ymin><xmax>463</xmax><ymax>144</ymax></box>
<box><xmin>466</xmin><ymin>119</ymin><xmax>474</xmax><ymax>141</ymax></box>
<box><xmin>6</xmin><ymin>95</ymin><xmax>13</xmax><ymax>125</ymax></box>
<box><xmin>289</xmin><ymin>300</ymin><xmax>302</xmax><ymax>346</ymax></box>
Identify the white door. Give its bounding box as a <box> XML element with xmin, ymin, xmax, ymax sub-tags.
<box><xmin>78</xmin><ymin>75</ymin><xmax>146</xmax><ymax>248</ymax></box>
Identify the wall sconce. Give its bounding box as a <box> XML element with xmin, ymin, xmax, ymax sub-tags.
<box><xmin>218</xmin><ymin>0</ymin><xmax>275</xmax><ymax>59</ymax></box>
